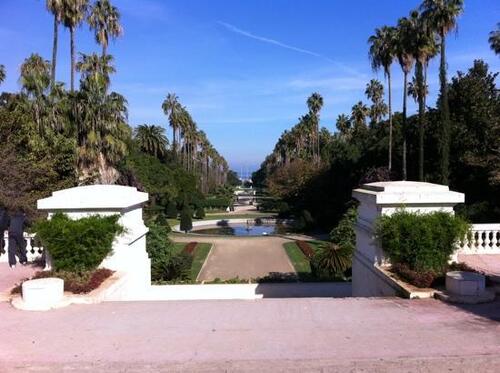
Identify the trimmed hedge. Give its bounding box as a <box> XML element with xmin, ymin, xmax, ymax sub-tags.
<box><xmin>35</xmin><ymin>213</ymin><xmax>123</xmax><ymax>272</ymax></box>
<box><xmin>375</xmin><ymin>210</ymin><xmax>469</xmax><ymax>273</ymax></box>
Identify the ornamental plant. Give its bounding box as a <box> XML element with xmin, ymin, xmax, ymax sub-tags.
<box><xmin>375</xmin><ymin>210</ymin><xmax>470</xmax><ymax>273</ymax></box>
<box><xmin>180</xmin><ymin>207</ymin><xmax>193</xmax><ymax>233</ymax></box>
<box><xmin>35</xmin><ymin>213</ymin><xmax>123</xmax><ymax>272</ymax></box>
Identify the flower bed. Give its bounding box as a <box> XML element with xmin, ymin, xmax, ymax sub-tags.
<box><xmin>12</xmin><ymin>268</ymin><xmax>114</xmax><ymax>295</ymax></box>
<box><xmin>182</xmin><ymin>242</ymin><xmax>198</xmax><ymax>256</ymax></box>
<box><xmin>296</xmin><ymin>240</ymin><xmax>315</xmax><ymax>259</ymax></box>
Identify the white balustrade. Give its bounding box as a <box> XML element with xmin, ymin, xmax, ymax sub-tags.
<box><xmin>0</xmin><ymin>231</ymin><xmax>44</xmax><ymax>263</ymax></box>
<box><xmin>456</xmin><ymin>224</ymin><xmax>500</xmax><ymax>255</ymax></box>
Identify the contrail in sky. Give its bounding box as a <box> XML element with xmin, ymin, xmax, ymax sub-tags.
<box><xmin>217</xmin><ymin>21</ymin><xmax>363</xmax><ymax>76</ymax></box>
<box><xmin>218</xmin><ymin>21</ymin><xmax>335</xmax><ymax>62</ymax></box>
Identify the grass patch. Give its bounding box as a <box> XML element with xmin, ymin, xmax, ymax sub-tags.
<box><xmin>284</xmin><ymin>242</ymin><xmax>311</xmax><ymax>276</ymax></box>
<box><xmin>190</xmin><ymin>243</ymin><xmax>212</xmax><ymax>280</ymax></box>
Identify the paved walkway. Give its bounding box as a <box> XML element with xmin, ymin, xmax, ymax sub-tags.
<box><xmin>173</xmin><ymin>235</ymin><xmax>295</xmax><ymax>281</ymax></box>
<box><xmin>0</xmin><ymin>298</ymin><xmax>499</xmax><ymax>372</ymax></box>
<box><xmin>0</xmin><ymin>263</ymin><xmax>38</xmax><ymax>300</ymax></box>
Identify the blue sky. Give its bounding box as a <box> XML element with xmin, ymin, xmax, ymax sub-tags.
<box><xmin>1</xmin><ymin>0</ymin><xmax>498</xmax><ymax>173</ymax></box>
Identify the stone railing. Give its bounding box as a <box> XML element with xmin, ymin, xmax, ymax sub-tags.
<box><xmin>0</xmin><ymin>232</ymin><xmax>44</xmax><ymax>263</ymax></box>
<box><xmin>456</xmin><ymin>224</ymin><xmax>500</xmax><ymax>255</ymax></box>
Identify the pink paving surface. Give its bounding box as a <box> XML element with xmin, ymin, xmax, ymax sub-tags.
<box><xmin>458</xmin><ymin>254</ymin><xmax>500</xmax><ymax>277</ymax></box>
<box><xmin>0</xmin><ymin>262</ymin><xmax>38</xmax><ymax>294</ymax></box>
<box><xmin>0</xmin><ymin>297</ymin><xmax>499</xmax><ymax>371</ymax></box>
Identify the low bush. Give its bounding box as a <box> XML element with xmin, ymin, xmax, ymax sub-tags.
<box><xmin>330</xmin><ymin>207</ymin><xmax>357</xmax><ymax>252</ymax></box>
<box><xmin>34</xmin><ymin>213</ymin><xmax>123</xmax><ymax>272</ymax></box>
<box><xmin>194</xmin><ymin>206</ymin><xmax>205</xmax><ymax>219</ymax></box>
<box><xmin>165</xmin><ymin>202</ymin><xmax>178</xmax><ymax>218</ymax></box>
<box><xmin>147</xmin><ymin>222</ymin><xmax>193</xmax><ymax>281</ymax></box>
<box><xmin>310</xmin><ymin>243</ymin><xmax>352</xmax><ymax>280</ymax></box>
<box><xmin>296</xmin><ymin>240</ymin><xmax>315</xmax><ymax>259</ymax></box>
<box><xmin>375</xmin><ymin>210</ymin><xmax>470</xmax><ymax>273</ymax></box>
<box><xmin>390</xmin><ymin>263</ymin><xmax>436</xmax><ymax>288</ymax></box>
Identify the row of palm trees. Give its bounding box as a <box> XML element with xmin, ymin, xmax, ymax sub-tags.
<box><xmin>134</xmin><ymin>95</ymin><xmax>229</xmax><ymax>193</ymax></box>
<box><xmin>368</xmin><ymin>0</ymin><xmax>464</xmax><ymax>183</ymax></box>
<box><xmin>46</xmin><ymin>0</ymin><xmax>122</xmax><ymax>91</ymax></box>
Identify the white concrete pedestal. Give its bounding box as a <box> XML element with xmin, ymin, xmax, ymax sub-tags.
<box><xmin>446</xmin><ymin>271</ymin><xmax>485</xmax><ymax>296</ymax></box>
<box><xmin>21</xmin><ymin>277</ymin><xmax>64</xmax><ymax>310</ymax></box>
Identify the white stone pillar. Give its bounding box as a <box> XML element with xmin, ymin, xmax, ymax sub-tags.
<box><xmin>351</xmin><ymin>181</ymin><xmax>464</xmax><ymax>297</ymax></box>
<box><xmin>37</xmin><ymin>185</ymin><xmax>150</xmax><ymax>300</ymax></box>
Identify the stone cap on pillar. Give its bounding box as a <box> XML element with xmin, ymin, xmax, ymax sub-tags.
<box><xmin>37</xmin><ymin>185</ymin><xmax>149</xmax><ymax>211</ymax></box>
<box><xmin>353</xmin><ymin>181</ymin><xmax>464</xmax><ymax>207</ymax></box>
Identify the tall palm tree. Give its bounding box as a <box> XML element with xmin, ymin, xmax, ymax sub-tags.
<box><xmin>365</xmin><ymin>79</ymin><xmax>388</xmax><ymax>125</ymax></box>
<box><xmin>408</xmin><ymin>10</ymin><xmax>437</xmax><ymax>181</ymax></box>
<box><xmin>87</xmin><ymin>0</ymin><xmax>123</xmax><ymax>57</ymax></box>
<box><xmin>368</xmin><ymin>25</ymin><xmax>397</xmax><ymax>170</ymax></box>
<box><xmin>0</xmin><ymin>64</ymin><xmax>5</xmax><ymax>86</ymax></box>
<box><xmin>306</xmin><ymin>92</ymin><xmax>323</xmax><ymax>164</ymax></box>
<box><xmin>61</xmin><ymin>0</ymin><xmax>89</xmax><ymax>92</ymax></box>
<box><xmin>335</xmin><ymin>114</ymin><xmax>351</xmax><ymax>139</ymax></box>
<box><xmin>134</xmin><ymin>124</ymin><xmax>168</xmax><ymax>158</ymax></box>
<box><xmin>489</xmin><ymin>23</ymin><xmax>500</xmax><ymax>55</ymax></box>
<box><xmin>396</xmin><ymin>16</ymin><xmax>415</xmax><ymax>181</ymax></box>
<box><xmin>351</xmin><ymin>101</ymin><xmax>370</xmax><ymax>134</ymax></box>
<box><xmin>421</xmin><ymin>0</ymin><xmax>464</xmax><ymax>184</ymax></box>
<box><xmin>46</xmin><ymin>0</ymin><xmax>64</xmax><ymax>89</ymax></box>
<box><xmin>19</xmin><ymin>54</ymin><xmax>51</xmax><ymax>134</ymax></box>
<box><xmin>76</xmin><ymin>52</ymin><xmax>115</xmax><ymax>90</ymax></box>
<box><xmin>162</xmin><ymin>93</ymin><xmax>181</xmax><ymax>156</ymax></box>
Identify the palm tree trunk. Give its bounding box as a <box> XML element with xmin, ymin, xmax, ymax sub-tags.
<box><xmin>387</xmin><ymin>68</ymin><xmax>393</xmax><ymax>171</ymax></box>
<box><xmin>51</xmin><ymin>15</ymin><xmax>58</xmax><ymax>89</ymax></box>
<box><xmin>439</xmin><ymin>30</ymin><xmax>450</xmax><ymax>185</ymax></box>
<box><xmin>102</xmin><ymin>44</ymin><xmax>107</xmax><ymax>58</ymax></box>
<box><xmin>402</xmin><ymin>70</ymin><xmax>408</xmax><ymax>181</ymax></box>
<box><xmin>417</xmin><ymin>61</ymin><xmax>425</xmax><ymax>181</ymax></box>
<box><xmin>70</xmin><ymin>25</ymin><xmax>75</xmax><ymax>92</ymax></box>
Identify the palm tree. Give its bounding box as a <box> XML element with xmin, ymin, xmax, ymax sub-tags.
<box><xmin>365</xmin><ymin>79</ymin><xmax>388</xmax><ymax>125</ymax></box>
<box><xmin>407</xmin><ymin>10</ymin><xmax>437</xmax><ymax>181</ymax></box>
<box><xmin>61</xmin><ymin>0</ymin><xmax>89</xmax><ymax>92</ymax></box>
<box><xmin>351</xmin><ymin>101</ymin><xmax>370</xmax><ymax>135</ymax></box>
<box><xmin>368</xmin><ymin>25</ymin><xmax>397</xmax><ymax>170</ymax></box>
<box><xmin>306</xmin><ymin>92</ymin><xmax>324</xmax><ymax>164</ymax></box>
<box><xmin>396</xmin><ymin>16</ymin><xmax>415</xmax><ymax>181</ymax></box>
<box><xmin>489</xmin><ymin>23</ymin><xmax>500</xmax><ymax>55</ymax></box>
<box><xmin>421</xmin><ymin>0</ymin><xmax>464</xmax><ymax>184</ymax></box>
<box><xmin>46</xmin><ymin>0</ymin><xmax>63</xmax><ymax>89</ymax></box>
<box><xmin>76</xmin><ymin>52</ymin><xmax>115</xmax><ymax>90</ymax></box>
<box><xmin>87</xmin><ymin>0</ymin><xmax>123</xmax><ymax>57</ymax></box>
<box><xmin>335</xmin><ymin>114</ymin><xmax>351</xmax><ymax>139</ymax></box>
<box><xmin>134</xmin><ymin>124</ymin><xmax>168</xmax><ymax>158</ymax></box>
<box><xmin>162</xmin><ymin>93</ymin><xmax>181</xmax><ymax>156</ymax></box>
<box><xmin>19</xmin><ymin>54</ymin><xmax>51</xmax><ymax>134</ymax></box>
<box><xmin>0</xmin><ymin>64</ymin><xmax>5</xmax><ymax>86</ymax></box>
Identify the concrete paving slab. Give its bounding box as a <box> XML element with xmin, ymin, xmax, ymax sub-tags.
<box><xmin>0</xmin><ymin>298</ymin><xmax>499</xmax><ymax>371</ymax></box>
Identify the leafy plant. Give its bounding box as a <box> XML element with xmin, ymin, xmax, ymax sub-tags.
<box><xmin>194</xmin><ymin>206</ymin><xmax>205</xmax><ymax>219</ymax></box>
<box><xmin>34</xmin><ymin>213</ymin><xmax>123</xmax><ymax>272</ymax></box>
<box><xmin>375</xmin><ymin>210</ymin><xmax>470</xmax><ymax>273</ymax></box>
<box><xmin>310</xmin><ymin>243</ymin><xmax>352</xmax><ymax>279</ymax></box>
<box><xmin>329</xmin><ymin>207</ymin><xmax>357</xmax><ymax>251</ymax></box>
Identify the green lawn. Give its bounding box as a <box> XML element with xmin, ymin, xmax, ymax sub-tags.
<box><xmin>170</xmin><ymin>242</ymin><xmax>212</xmax><ymax>281</ymax></box>
<box><xmin>190</xmin><ymin>243</ymin><xmax>212</xmax><ymax>280</ymax></box>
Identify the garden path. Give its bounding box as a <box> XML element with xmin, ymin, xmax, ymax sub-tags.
<box><xmin>172</xmin><ymin>235</ymin><xmax>295</xmax><ymax>281</ymax></box>
<box><xmin>0</xmin><ymin>263</ymin><xmax>37</xmax><ymax>301</ymax></box>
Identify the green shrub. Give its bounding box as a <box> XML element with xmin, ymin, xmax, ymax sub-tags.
<box><xmin>165</xmin><ymin>202</ymin><xmax>178</xmax><ymax>218</ymax></box>
<box><xmin>34</xmin><ymin>213</ymin><xmax>123</xmax><ymax>272</ymax></box>
<box><xmin>146</xmin><ymin>222</ymin><xmax>193</xmax><ymax>281</ymax></box>
<box><xmin>330</xmin><ymin>207</ymin><xmax>357</xmax><ymax>251</ymax></box>
<box><xmin>194</xmin><ymin>206</ymin><xmax>206</xmax><ymax>219</ymax></box>
<box><xmin>310</xmin><ymin>243</ymin><xmax>351</xmax><ymax>279</ymax></box>
<box><xmin>375</xmin><ymin>210</ymin><xmax>470</xmax><ymax>273</ymax></box>
<box><xmin>180</xmin><ymin>207</ymin><xmax>193</xmax><ymax>232</ymax></box>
